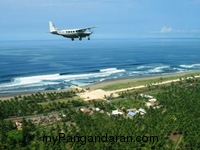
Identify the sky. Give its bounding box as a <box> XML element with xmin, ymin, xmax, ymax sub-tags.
<box><xmin>1</xmin><ymin>0</ymin><xmax>200</xmax><ymax>40</ymax></box>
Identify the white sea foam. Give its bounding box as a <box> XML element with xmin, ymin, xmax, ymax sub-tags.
<box><xmin>70</xmin><ymin>81</ymin><xmax>88</xmax><ymax>86</ymax></box>
<box><xmin>129</xmin><ymin>66</ymin><xmax>170</xmax><ymax>75</ymax></box>
<box><xmin>147</xmin><ymin>66</ymin><xmax>170</xmax><ymax>73</ymax></box>
<box><xmin>136</xmin><ymin>65</ymin><xmax>152</xmax><ymax>69</ymax></box>
<box><xmin>0</xmin><ymin>68</ymin><xmax>126</xmax><ymax>89</ymax></box>
<box><xmin>1</xmin><ymin>74</ymin><xmax>60</xmax><ymax>88</ymax></box>
<box><xmin>99</xmin><ymin>79</ymin><xmax>105</xmax><ymax>82</ymax></box>
<box><xmin>172</xmin><ymin>68</ymin><xmax>186</xmax><ymax>71</ymax></box>
<box><xmin>129</xmin><ymin>71</ymin><xmax>142</xmax><ymax>75</ymax></box>
<box><xmin>180</xmin><ymin>63</ymin><xmax>200</xmax><ymax>69</ymax></box>
<box><xmin>100</xmin><ymin>68</ymin><xmax>117</xmax><ymax>72</ymax></box>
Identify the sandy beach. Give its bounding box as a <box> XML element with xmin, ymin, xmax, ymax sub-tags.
<box><xmin>79</xmin><ymin>71</ymin><xmax>200</xmax><ymax>101</ymax></box>
<box><xmin>1</xmin><ymin>70</ymin><xmax>200</xmax><ymax>101</ymax></box>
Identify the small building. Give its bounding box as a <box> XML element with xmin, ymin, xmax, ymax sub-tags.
<box><xmin>112</xmin><ymin>110</ymin><xmax>123</xmax><ymax>115</ymax></box>
<box><xmin>145</xmin><ymin>102</ymin><xmax>152</xmax><ymax>108</ymax></box>
<box><xmin>14</xmin><ymin>120</ymin><xmax>22</xmax><ymax>126</ymax></box>
<box><xmin>140</xmin><ymin>94</ymin><xmax>153</xmax><ymax>99</ymax></box>
<box><xmin>80</xmin><ymin>108</ymin><xmax>89</xmax><ymax>114</ymax></box>
<box><xmin>82</xmin><ymin>109</ymin><xmax>88</xmax><ymax>114</ymax></box>
<box><xmin>148</xmin><ymin>98</ymin><xmax>157</xmax><ymax>102</ymax></box>
<box><xmin>146</xmin><ymin>95</ymin><xmax>153</xmax><ymax>99</ymax></box>
<box><xmin>153</xmin><ymin>106</ymin><xmax>161</xmax><ymax>109</ymax></box>
<box><xmin>95</xmin><ymin>108</ymin><xmax>100</xmax><ymax>111</ymax></box>
<box><xmin>138</xmin><ymin>108</ymin><xmax>146</xmax><ymax>115</ymax></box>
<box><xmin>126</xmin><ymin>108</ymin><xmax>137</xmax><ymax>112</ymax></box>
<box><xmin>127</xmin><ymin>111</ymin><xmax>136</xmax><ymax>117</ymax></box>
<box><xmin>140</xmin><ymin>93</ymin><xmax>145</xmax><ymax>97</ymax></box>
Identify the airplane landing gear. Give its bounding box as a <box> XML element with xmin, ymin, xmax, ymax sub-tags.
<box><xmin>88</xmin><ymin>37</ymin><xmax>90</xmax><ymax>40</ymax></box>
<box><xmin>71</xmin><ymin>38</ymin><xmax>74</xmax><ymax>41</ymax></box>
<box><xmin>79</xmin><ymin>37</ymin><xmax>82</xmax><ymax>41</ymax></box>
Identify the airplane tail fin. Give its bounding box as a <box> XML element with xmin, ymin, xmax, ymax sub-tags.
<box><xmin>49</xmin><ymin>21</ymin><xmax>58</xmax><ymax>33</ymax></box>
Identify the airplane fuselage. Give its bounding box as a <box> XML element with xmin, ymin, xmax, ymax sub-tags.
<box><xmin>52</xmin><ymin>29</ymin><xmax>91</xmax><ymax>38</ymax></box>
<box><xmin>49</xmin><ymin>21</ymin><xmax>95</xmax><ymax>41</ymax></box>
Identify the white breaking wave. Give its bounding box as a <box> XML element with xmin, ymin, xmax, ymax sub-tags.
<box><xmin>1</xmin><ymin>74</ymin><xmax>60</xmax><ymax>88</ymax></box>
<box><xmin>180</xmin><ymin>63</ymin><xmax>200</xmax><ymax>69</ymax></box>
<box><xmin>0</xmin><ymin>68</ymin><xmax>125</xmax><ymax>89</ymax></box>
<box><xmin>136</xmin><ymin>65</ymin><xmax>152</xmax><ymax>69</ymax></box>
<box><xmin>99</xmin><ymin>68</ymin><xmax>125</xmax><ymax>74</ymax></box>
<box><xmin>147</xmin><ymin>66</ymin><xmax>170</xmax><ymax>73</ymax></box>
<box><xmin>100</xmin><ymin>68</ymin><xmax>116</xmax><ymax>72</ymax></box>
<box><xmin>130</xmin><ymin>71</ymin><xmax>142</xmax><ymax>74</ymax></box>
<box><xmin>172</xmin><ymin>68</ymin><xmax>187</xmax><ymax>71</ymax></box>
<box><xmin>130</xmin><ymin>66</ymin><xmax>170</xmax><ymax>75</ymax></box>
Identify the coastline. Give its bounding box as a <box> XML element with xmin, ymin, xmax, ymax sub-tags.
<box><xmin>84</xmin><ymin>70</ymin><xmax>200</xmax><ymax>90</ymax></box>
<box><xmin>1</xmin><ymin>70</ymin><xmax>200</xmax><ymax>100</ymax></box>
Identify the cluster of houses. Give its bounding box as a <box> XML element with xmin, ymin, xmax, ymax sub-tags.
<box><xmin>140</xmin><ymin>93</ymin><xmax>157</xmax><ymax>108</ymax></box>
<box><xmin>127</xmin><ymin>108</ymin><xmax>146</xmax><ymax>117</ymax></box>
<box><xmin>13</xmin><ymin>92</ymin><xmax>160</xmax><ymax>131</ymax></box>
<box><xmin>80</xmin><ymin>107</ymin><xmax>105</xmax><ymax>115</ymax></box>
<box><xmin>110</xmin><ymin>108</ymin><xmax>146</xmax><ymax>118</ymax></box>
<box><xmin>13</xmin><ymin>113</ymin><xmax>67</xmax><ymax>130</ymax></box>
<box><xmin>104</xmin><ymin>93</ymin><xmax>159</xmax><ymax>118</ymax></box>
<box><xmin>78</xmin><ymin>93</ymin><xmax>160</xmax><ymax>119</ymax></box>
<box><xmin>80</xmin><ymin>106</ymin><xmax>147</xmax><ymax>119</ymax></box>
<box><xmin>31</xmin><ymin>114</ymin><xmax>62</xmax><ymax>124</ymax></box>
<box><xmin>107</xmin><ymin>93</ymin><xmax>159</xmax><ymax>118</ymax></box>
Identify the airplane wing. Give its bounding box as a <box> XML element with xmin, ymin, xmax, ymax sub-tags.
<box><xmin>76</xmin><ymin>26</ymin><xmax>97</xmax><ymax>31</ymax></box>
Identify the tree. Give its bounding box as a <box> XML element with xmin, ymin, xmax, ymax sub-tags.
<box><xmin>7</xmin><ymin>130</ymin><xmax>23</xmax><ymax>149</ymax></box>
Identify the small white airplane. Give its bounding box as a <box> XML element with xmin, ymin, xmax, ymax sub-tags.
<box><xmin>49</xmin><ymin>21</ymin><xmax>96</xmax><ymax>41</ymax></box>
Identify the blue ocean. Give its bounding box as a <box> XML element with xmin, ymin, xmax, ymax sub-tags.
<box><xmin>0</xmin><ymin>38</ymin><xmax>200</xmax><ymax>95</ymax></box>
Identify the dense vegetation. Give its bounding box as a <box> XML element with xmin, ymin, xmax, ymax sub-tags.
<box><xmin>0</xmin><ymin>76</ymin><xmax>200</xmax><ymax>149</ymax></box>
<box><xmin>0</xmin><ymin>91</ymin><xmax>78</xmax><ymax>119</ymax></box>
